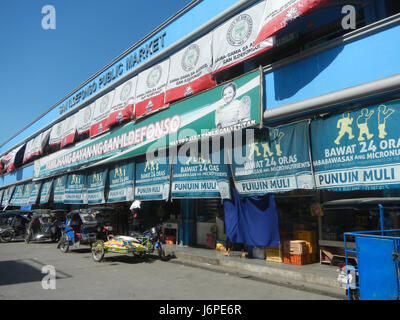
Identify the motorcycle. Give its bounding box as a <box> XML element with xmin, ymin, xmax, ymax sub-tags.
<box><xmin>91</xmin><ymin>222</ymin><xmax>166</xmax><ymax>262</ymax></box>
<box><xmin>0</xmin><ymin>211</ymin><xmax>31</xmax><ymax>243</ymax></box>
<box><xmin>25</xmin><ymin>209</ymin><xmax>67</xmax><ymax>243</ymax></box>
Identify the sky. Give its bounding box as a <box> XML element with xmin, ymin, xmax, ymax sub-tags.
<box><xmin>0</xmin><ymin>0</ymin><xmax>193</xmax><ymax>146</ymax></box>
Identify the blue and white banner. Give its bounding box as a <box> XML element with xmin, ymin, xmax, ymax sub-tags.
<box><xmin>39</xmin><ymin>179</ymin><xmax>54</xmax><ymax>204</ymax></box>
<box><xmin>87</xmin><ymin>167</ymin><xmax>108</xmax><ymax>204</ymax></box>
<box><xmin>107</xmin><ymin>161</ymin><xmax>134</xmax><ymax>203</ymax></box>
<box><xmin>53</xmin><ymin>175</ymin><xmax>67</xmax><ymax>204</ymax></box>
<box><xmin>64</xmin><ymin>173</ymin><xmax>87</xmax><ymax>204</ymax></box>
<box><xmin>29</xmin><ymin>181</ymin><xmax>42</xmax><ymax>205</ymax></box>
<box><xmin>172</xmin><ymin>146</ymin><xmax>230</xmax><ymax>199</ymax></box>
<box><xmin>311</xmin><ymin>100</ymin><xmax>400</xmax><ymax>190</ymax></box>
<box><xmin>135</xmin><ymin>156</ymin><xmax>170</xmax><ymax>201</ymax></box>
<box><xmin>231</xmin><ymin>121</ymin><xmax>313</xmax><ymax>196</ymax></box>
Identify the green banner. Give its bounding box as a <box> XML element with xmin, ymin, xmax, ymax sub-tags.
<box><xmin>53</xmin><ymin>175</ymin><xmax>67</xmax><ymax>204</ymax></box>
<box><xmin>34</xmin><ymin>70</ymin><xmax>262</xmax><ymax>179</ymax></box>
<box><xmin>2</xmin><ymin>185</ymin><xmax>15</xmax><ymax>207</ymax></box>
<box><xmin>9</xmin><ymin>184</ymin><xmax>25</xmax><ymax>207</ymax></box>
<box><xmin>87</xmin><ymin>167</ymin><xmax>108</xmax><ymax>204</ymax></box>
<box><xmin>107</xmin><ymin>162</ymin><xmax>134</xmax><ymax>203</ymax></box>
<box><xmin>231</xmin><ymin>121</ymin><xmax>314</xmax><ymax>196</ymax></box>
<box><xmin>135</xmin><ymin>156</ymin><xmax>170</xmax><ymax>201</ymax></box>
<box><xmin>64</xmin><ymin>173</ymin><xmax>87</xmax><ymax>204</ymax></box>
<box><xmin>39</xmin><ymin>179</ymin><xmax>54</xmax><ymax>204</ymax></box>
<box><xmin>29</xmin><ymin>181</ymin><xmax>42</xmax><ymax>205</ymax></box>
<box><xmin>171</xmin><ymin>146</ymin><xmax>231</xmax><ymax>199</ymax></box>
<box><xmin>21</xmin><ymin>183</ymin><xmax>32</xmax><ymax>207</ymax></box>
<box><xmin>0</xmin><ymin>189</ymin><xmax>4</xmax><ymax>207</ymax></box>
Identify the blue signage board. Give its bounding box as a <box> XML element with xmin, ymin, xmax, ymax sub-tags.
<box><xmin>172</xmin><ymin>145</ymin><xmax>230</xmax><ymax>199</ymax></box>
<box><xmin>311</xmin><ymin>100</ymin><xmax>400</xmax><ymax>190</ymax></box>
<box><xmin>87</xmin><ymin>167</ymin><xmax>108</xmax><ymax>204</ymax></box>
<box><xmin>107</xmin><ymin>161</ymin><xmax>134</xmax><ymax>203</ymax></box>
<box><xmin>64</xmin><ymin>173</ymin><xmax>87</xmax><ymax>204</ymax></box>
<box><xmin>231</xmin><ymin>121</ymin><xmax>314</xmax><ymax>196</ymax></box>
<box><xmin>135</xmin><ymin>156</ymin><xmax>170</xmax><ymax>201</ymax></box>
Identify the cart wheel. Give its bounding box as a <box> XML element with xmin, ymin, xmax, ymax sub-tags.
<box><xmin>92</xmin><ymin>241</ymin><xmax>105</xmax><ymax>262</ymax></box>
<box><xmin>0</xmin><ymin>232</ymin><xmax>14</xmax><ymax>243</ymax></box>
<box><xmin>157</xmin><ymin>243</ymin><xmax>166</xmax><ymax>261</ymax></box>
<box><xmin>59</xmin><ymin>239</ymin><xmax>69</xmax><ymax>253</ymax></box>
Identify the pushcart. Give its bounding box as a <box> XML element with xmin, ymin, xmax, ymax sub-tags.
<box><xmin>337</xmin><ymin>198</ymin><xmax>400</xmax><ymax>300</ymax></box>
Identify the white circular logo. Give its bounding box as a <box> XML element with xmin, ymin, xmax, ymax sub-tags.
<box><xmin>100</xmin><ymin>95</ymin><xmax>109</xmax><ymax>113</ymax></box>
<box><xmin>227</xmin><ymin>14</ymin><xmax>253</xmax><ymax>46</ymax></box>
<box><xmin>120</xmin><ymin>81</ymin><xmax>132</xmax><ymax>102</ymax></box>
<box><xmin>181</xmin><ymin>44</ymin><xmax>200</xmax><ymax>72</ymax></box>
<box><xmin>84</xmin><ymin>107</ymin><xmax>92</xmax><ymax>124</ymax></box>
<box><xmin>146</xmin><ymin>65</ymin><xmax>162</xmax><ymax>88</ymax></box>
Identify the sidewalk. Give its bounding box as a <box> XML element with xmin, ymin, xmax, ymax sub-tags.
<box><xmin>163</xmin><ymin>244</ymin><xmax>347</xmax><ymax>299</ymax></box>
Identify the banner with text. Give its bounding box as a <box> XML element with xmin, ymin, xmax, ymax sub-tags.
<box><xmin>90</xmin><ymin>90</ymin><xmax>115</xmax><ymax>138</ymax></box>
<box><xmin>9</xmin><ymin>184</ymin><xmax>25</xmax><ymax>207</ymax></box>
<box><xmin>107</xmin><ymin>161</ymin><xmax>134</xmax><ymax>203</ymax></box>
<box><xmin>254</xmin><ymin>0</ymin><xmax>330</xmax><ymax>46</ymax></box>
<box><xmin>135</xmin><ymin>59</ymin><xmax>170</xmax><ymax>119</ymax></box>
<box><xmin>172</xmin><ymin>145</ymin><xmax>230</xmax><ymax>199</ymax></box>
<box><xmin>1</xmin><ymin>185</ymin><xmax>15</xmax><ymax>208</ymax></box>
<box><xmin>76</xmin><ymin>103</ymin><xmax>94</xmax><ymax>137</ymax></box>
<box><xmin>311</xmin><ymin>101</ymin><xmax>400</xmax><ymax>191</ymax></box>
<box><xmin>232</xmin><ymin>121</ymin><xmax>314</xmax><ymax>196</ymax></box>
<box><xmin>39</xmin><ymin>179</ymin><xmax>53</xmax><ymax>204</ymax></box>
<box><xmin>64</xmin><ymin>173</ymin><xmax>87</xmax><ymax>204</ymax></box>
<box><xmin>60</xmin><ymin>114</ymin><xmax>77</xmax><ymax>149</ymax></box>
<box><xmin>53</xmin><ymin>175</ymin><xmax>67</xmax><ymax>204</ymax></box>
<box><xmin>87</xmin><ymin>167</ymin><xmax>108</xmax><ymax>204</ymax></box>
<box><xmin>135</xmin><ymin>156</ymin><xmax>170</xmax><ymax>201</ymax></box>
<box><xmin>166</xmin><ymin>33</ymin><xmax>215</xmax><ymax>104</ymax></box>
<box><xmin>29</xmin><ymin>181</ymin><xmax>42</xmax><ymax>205</ymax></box>
<box><xmin>212</xmin><ymin>0</ymin><xmax>275</xmax><ymax>74</ymax></box>
<box><xmin>106</xmin><ymin>77</ymin><xmax>137</xmax><ymax>128</ymax></box>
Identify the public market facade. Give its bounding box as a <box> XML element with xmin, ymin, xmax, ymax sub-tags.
<box><xmin>1</xmin><ymin>0</ymin><xmax>400</xmax><ymax>265</ymax></box>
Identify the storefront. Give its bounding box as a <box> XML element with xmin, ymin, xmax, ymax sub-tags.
<box><xmin>1</xmin><ymin>0</ymin><xmax>400</xmax><ymax>267</ymax></box>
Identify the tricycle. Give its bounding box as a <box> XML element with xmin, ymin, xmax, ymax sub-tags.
<box><xmin>91</xmin><ymin>223</ymin><xmax>166</xmax><ymax>262</ymax></box>
<box><xmin>58</xmin><ymin>209</ymin><xmax>100</xmax><ymax>253</ymax></box>
<box><xmin>25</xmin><ymin>209</ymin><xmax>67</xmax><ymax>243</ymax></box>
<box><xmin>0</xmin><ymin>210</ymin><xmax>31</xmax><ymax>243</ymax></box>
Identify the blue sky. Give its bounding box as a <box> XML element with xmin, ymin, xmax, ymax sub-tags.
<box><xmin>0</xmin><ymin>0</ymin><xmax>193</xmax><ymax>145</ymax></box>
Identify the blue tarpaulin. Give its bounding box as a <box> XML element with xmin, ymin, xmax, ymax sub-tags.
<box><xmin>224</xmin><ymin>188</ymin><xmax>280</xmax><ymax>247</ymax></box>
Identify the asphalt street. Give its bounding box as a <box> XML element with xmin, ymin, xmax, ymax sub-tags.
<box><xmin>0</xmin><ymin>241</ymin><xmax>338</xmax><ymax>300</ymax></box>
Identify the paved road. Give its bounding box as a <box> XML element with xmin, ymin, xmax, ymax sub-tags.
<box><xmin>0</xmin><ymin>241</ymin><xmax>337</xmax><ymax>300</ymax></box>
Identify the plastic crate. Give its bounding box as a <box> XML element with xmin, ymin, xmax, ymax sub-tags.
<box><xmin>293</xmin><ymin>230</ymin><xmax>316</xmax><ymax>242</ymax></box>
<box><xmin>266</xmin><ymin>246</ymin><xmax>283</xmax><ymax>263</ymax></box>
<box><xmin>283</xmin><ymin>253</ymin><xmax>309</xmax><ymax>265</ymax></box>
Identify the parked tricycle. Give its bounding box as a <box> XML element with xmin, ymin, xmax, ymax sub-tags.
<box><xmin>87</xmin><ymin>206</ymin><xmax>115</xmax><ymax>241</ymax></box>
<box><xmin>91</xmin><ymin>223</ymin><xmax>166</xmax><ymax>262</ymax></box>
<box><xmin>0</xmin><ymin>210</ymin><xmax>31</xmax><ymax>243</ymax></box>
<box><xmin>25</xmin><ymin>209</ymin><xmax>67</xmax><ymax>243</ymax></box>
<box><xmin>58</xmin><ymin>209</ymin><xmax>101</xmax><ymax>253</ymax></box>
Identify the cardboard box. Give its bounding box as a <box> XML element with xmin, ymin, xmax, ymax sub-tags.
<box><xmin>283</xmin><ymin>240</ymin><xmax>308</xmax><ymax>255</ymax></box>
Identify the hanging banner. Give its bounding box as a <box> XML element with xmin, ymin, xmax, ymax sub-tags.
<box><xmin>23</xmin><ymin>132</ymin><xmax>45</xmax><ymax>164</ymax></box>
<box><xmin>2</xmin><ymin>145</ymin><xmax>25</xmax><ymax>173</ymax></box>
<box><xmin>165</xmin><ymin>33</ymin><xmax>215</xmax><ymax>104</ymax></box>
<box><xmin>135</xmin><ymin>59</ymin><xmax>170</xmax><ymax>119</ymax></box>
<box><xmin>87</xmin><ymin>167</ymin><xmax>108</xmax><ymax>204</ymax></box>
<box><xmin>106</xmin><ymin>77</ymin><xmax>137</xmax><ymax>128</ymax></box>
<box><xmin>311</xmin><ymin>101</ymin><xmax>400</xmax><ymax>191</ymax></box>
<box><xmin>1</xmin><ymin>185</ymin><xmax>15</xmax><ymax>208</ymax></box>
<box><xmin>135</xmin><ymin>156</ymin><xmax>170</xmax><ymax>201</ymax></box>
<box><xmin>9</xmin><ymin>184</ymin><xmax>25</xmax><ymax>207</ymax></box>
<box><xmin>254</xmin><ymin>0</ymin><xmax>330</xmax><ymax>46</ymax></box>
<box><xmin>172</xmin><ymin>145</ymin><xmax>230</xmax><ymax>199</ymax></box>
<box><xmin>39</xmin><ymin>179</ymin><xmax>53</xmax><ymax>204</ymax></box>
<box><xmin>60</xmin><ymin>114</ymin><xmax>77</xmax><ymax>149</ymax></box>
<box><xmin>77</xmin><ymin>103</ymin><xmax>94</xmax><ymax>138</ymax></box>
<box><xmin>232</xmin><ymin>121</ymin><xmax>314</xmax><ymax>196</ymax></box>
<box><xmin>107</xmin><ymin>161</ymin><xmax>134</xmax><ymax>203</ymax></box>
<box><xmin>53</xmin><ymin>175</ymin><xmax>67</xmax><ymax>204</ymax></box>
<box><xmin>21</xmin><ymin>183</ymin><xmax>32</xmax><ymax>207</ymax></box>
<box><xmin>64</xmin><ymin>173</ymin><xmax>87</xmax><ymax>204</ymax></box>
<box><xmin>90</xmin><ymin>90</ymin><xmax>115</xmax><ymax>138</ymax></box>
<box><xmin>0</xmin><ymin>189</ymin><xmax>4</xmax><ymax>207</ymax></box>
<box><xmin>212</xmin><ymin>1</ymin><xmax>275</xmax><ymax>74</ymax></box>
<box><xmin>34</xmin><ymin>70</ymin><xmax>262</xmax><ymax>179</ymax></box>
<box><xmin>49</xmin><ymin>121</ymin><xmax>63</xmax><ymax>148</ymax></box>
<box><xmin>28</xmin><ymin>181</ymin><xmax>42</xmax><ymax>205</ymax></box>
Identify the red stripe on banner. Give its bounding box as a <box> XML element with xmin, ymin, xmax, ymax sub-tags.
<box><xmin>135</xmin><ymin>93</ymin><xmax>166</xmax><ymax>119</ymax></box>
<box><xmin>165</xmin><ymin>74</ymin><xmax>216</xmax><ymax>104</ymax></box>
<box><xmin>90</xmin><ymin>119</ymin><xmax>110</xmax><ymax>138</ymax></box>
<box><xmin>60</xmin><ymin>133</ymin><xmax>76</xmax><ymax>149</ymax></box>
<box><xmin>254</xmin><ymin>0</ymin><xmax>330</xmax><ymax>46</ymax></box>
<box><xmin>213</xmin><ymin>43</ymin><xmax>274</xmax><ymax>75</ymax></box>
<box><xmin>23</xmin><ymin>151</ymin><xmax>40</xmax><ymax>165</ymax></box>
<box><xmin>106</xmin><ymin>104</ymin><xmax>134</xmax><ymax>128</ymax></box>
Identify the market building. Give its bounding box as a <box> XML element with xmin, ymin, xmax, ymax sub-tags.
<box><xmin>1</xmin><ymin>0</ymin><xmax>400</xmax><ymax>266</ymax></box>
